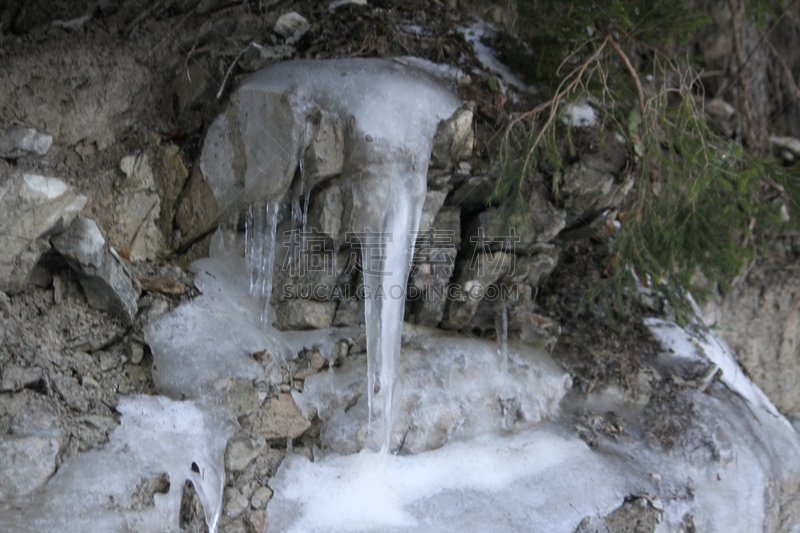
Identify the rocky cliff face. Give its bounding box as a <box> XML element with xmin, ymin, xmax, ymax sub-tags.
<box><xmin>1</xmin><ymin>1</ymin><xmax>800</xmax><ymax>533</ymax></box>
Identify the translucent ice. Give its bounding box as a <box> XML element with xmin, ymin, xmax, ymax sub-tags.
<box><xmin>200</xmin><ymin>58</ymin><xmax>463</xmax><ymax>451</ymax></box>
<box><xmin>266</xmin><ymin>424</ymin><xmax>629</xmax><ymax>533</ymax></box>
<box><xmin>0</xmin><ymin>396</ymin><xmax>234</xmax><ymax>533</ymax></box>
<box><xmin>297</xmin><ymin>325</ymin><xmax>572</xmax><ymax>455</ymax></box>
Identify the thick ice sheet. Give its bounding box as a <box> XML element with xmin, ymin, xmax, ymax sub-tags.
<box><xmin>0</xmin><ymin>396</ymin><xmax>234</xmax><ymax>533</ymax></box>
<box><xmin>266</xmin><ymin>424</ymin><xmax>629</xmax><ymax>533</ymax></box>
<box><xmin>298</xmin><ymin>325</ymin><xmax>572</xmax><ymax>454</ymax></box>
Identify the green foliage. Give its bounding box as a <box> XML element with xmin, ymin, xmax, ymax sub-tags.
<box><xmin>492</xmin><ymin>2</ymin><xmax>800</xmax><ymax>320</ymax></box>
<box><xmin>503</xmin><ymin>0</ymin><xmax>708</xmax><ymax>88</ymax></box>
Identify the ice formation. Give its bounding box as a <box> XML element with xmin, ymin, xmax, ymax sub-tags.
<box><xmin>198</xmin><ymin>58</ymin><xmax>462</xmax><ymax>451</ymax></box>
<box><xmin>266</xmin><ymin>424</ymin><xmax>629</xmax><ymax>533</ymax></box>
<box><xmin>459</xmin><ymin>21</ymin><xmax>532</xmax><ymax>94</ymax></box>
<box><xmin>0</xmin><ymin>396</ymin><xmax>234</xmax><ymax>533</ymax></box>
<box><xmin>297</xmin><ymin>325</ymin><xmax>572</xmax><ymax>455</ymax></box>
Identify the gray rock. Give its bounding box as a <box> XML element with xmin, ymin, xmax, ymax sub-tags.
<box><xmin>504</xmin><ymin>248</ymin><xmax>559</xmax><ymax>287</ymax></box>
<box><xmin>447</xmin><ymin>173</ymin><xmax>495</xmax><ymax>211</ymax></box>
<box><xmin>176</xmin><ymin>163</ymin><xmax>218</xmax><ymax>249</ymax></box>
<box><xmin>332</xmin><ymin>297</ymin><xmax>365</xmax><ymax>327</ymax></box>
<box><xmin>770</xmin><ymin>136</ymin><xmax>800</xmax><ymax>158</ymax></box>
<box><xmin>50</xmin><ymin>218</ymin><xmax>104</xmax><ymax>268</ymax></box>
<box><xmin>222</xmin><ymin>379</ymin><xmax>262</xmax><ymax>418</ymax></box>
<box><xmin>418</xmin><ymin>189</ymin><xmax>448</xmax><ymax>236</ymax></box>
<box><xmin>0</xmin><ymin>365</ymin><xmax>43</xmax><ymax>392</ymax></box>
<box><xmin>274</xmin><ymin>12</ymin><xmax>310</xmax><ymax>45</ymax></box>
<box><xmin>226</xmin><ymin>434</ymin><xmax>267</xmax><ymax>472</ymax></box>
<box><xmin>0</xmin><ymin>127</ymin><xmax>52</xmax><ymax>158</ymax></box>
<box><xmin>0</xmin><ymin>168</ymin><xmax>86</xmax><ymax>294</ymax></box>
<box><xmin>274</xmin><ymin>299</ymin><xmax>337</xmax><ymax>330</ymax></box>
<box><xmin>239</xmin><ymin>43</ymin><xmax>295</xmax><ymax>73</ymax></box>
<box><xmin>329</xmin><ymin>0</ymin><xmax>368</xmax><ymax>10</ymax></box>
<box><xmin>558</xmin><ymin>144</ymin><xmax>631</xmax><ymax>226</ymax></box>
<box><xmin>307</xmin><ymin>183</ymin><xmax>344</xmax><ymax>239</ymax></box>
<box><xmin>250</xmin><ymin>486</ymin><xmax>273</xmax><ymax>509</ymax></box>
<box><xmin>51</xmin><ymin>372</ymin><xmax>90</xmax><ymax>411</ymax></box>
<box><xmin>430</xmin><ymin>104</ymin><xmax>474</xmax><ymax>169</ymax></box>
<box><xmin>0</xmin><ymin>434</ymin><xmax>60</xmax><ymax>500</ymax></box>
<box><xmin>246</xmin><ymin>393</ymin><xmax>311</xmax><ymax>440</ymax></box>
<box><xmin>112</xmin><ymin>153</ymin><xmax>166</xmax><ymax>261</ymax></box>
<box><xmin>224</xmin><ymin>487</ymin><xmax>250</xmax><ymax>519</ymax></box>
<box><xmin>409</xmin><ymin>207</ymin><xmax>460</xmax><ymax>326</ymax></box>
<box><xmin>441</xmin><ymin>252</ymin><xmax>513</xmax><ymax>330</ymax></box>
<box><xmin>51</xmin><ymin>218</ymin><xmax>138</xmax><ymax>325</ymax></box>
<box><xmin>302</xmin><ymin>110</ymin><xmax>345</xmax><ymax>185</ymax></box>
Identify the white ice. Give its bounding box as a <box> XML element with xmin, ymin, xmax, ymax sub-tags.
<box><xmin>266</xmin><ymin>424</ymin><xmax>629</xmax><ymax>533</ymax></box>
<box><xmin>0</xmin><ymin>396</ymin><xmax>234</xmax><ymax>533</ymax></box>
<box><xmin>458</xmin><ymin>21</ymin><xmax>532</xmax><ymax>94</ymax></box>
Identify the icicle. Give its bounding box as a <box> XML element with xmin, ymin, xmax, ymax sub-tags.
<box><xmin>301</xmin><ymin>190</ymin><xmax>310</xmax><ymax>251</ymax></box>
<box><xmin>362</xmin><ymin>182</ymin><xmax>423</xmax><ymax>453</ymax></box>
<box><xmin>286</xmin><ymin>437</ymin><xmax>293</xmax><ymax>452</ymax></box>
<box><xmin>498</xmin><ymin>303</ymin><xmax>508</xmax><ymax>363</ymax></box>
<box><xmin>260</xmin><ymin>202</ymin><xmax>279</xmax><ymax>326</ymax></box>
<box><xmin>245</xmin><ymin>205</ymin><xmax>255</xmax><ymax>292</ymax></box>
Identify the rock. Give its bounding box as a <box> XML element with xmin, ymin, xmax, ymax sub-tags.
<box><xmin>248</xmin><ymin>393</ymin><xmax>311</xmax><ymax>440</ymax></box>
<box><xmin>307</xmin><ymin>183</ymin><xmax>344</xmax><ymax>239</ymax></box>
<box><xmin>152</xmin><ymin>144</ymin><xmax>190</xmax><ymax>239</ymax></box>
<box><xmin>128</xmin><ymin>341</ymin><xmax>145</xmax><ymax>364</ymax></box>
<box><xmin>302</xmin><ymin>110</ymin><xmax>345</xmax><ymax>184</ymax></box>
<box><xmin>770</xmin><ymin>136</ymin><xmax>800</xmax><ymax>158</ymax></box>
<box><xmin>441</xmin><ymin>252</ymin><xmax>513</xmax><ymax>330</ymax></box>
<box><xmin>705</xmin><ymin>97</ymin><xmax>736</xmax><ymax>120</ymax></box>
<box><xmin>239</xmin><ymin>43</ymin><xmax>295</xmax><ymax>73</ymax></box>
<box><xmin>558</xmin><ymin>142</ymin><xmax>631</xmax><ymax>227</ymax></box>
<box><xmin>250</xmin><ymin>486</ymin><xmax>273</xmax><ymax>509</ymax></box>
<box><xmin>418</xmin><ymin>189</ymin><xmax>448</xmax><ymax>236</ymax></box>
<box><xmin>446</xmin><ymin>173</ymin><xmax>495</xmax><ymax>212</ymax></box>
<box><xmin>222</xmin><ymin>379</ymin><xmax>262</xmax><ymax>418</ymax></box>
<box><xmin>329</xmin><ymin>0</ymin><xmax>368</xmax><ymax>10</ymax></box>
<box><xmin>248</xmin><ymin>510</ymin><xmax>266</xmax><ymax>531</ymax></box>
<box><xmin>0</xmin><ymin>127</ymin><xmax>52</xmax><ymax>158</ymax></box>
<box><xmin>0</xmin><ymin>434</ymin><xmax>60</xmax><ymax>500</ymax></box>
<box><xmin>172</xmin><ymin>61</ymin><xmax>210</xmax><ymax>112</ymax></box>
<box><xmin>224</xmin><ymin>487</ymin><xmax>250</xmax><ymax>519</ymax></box>
<box><xmin>0</xmin><ymin>168</ymin><xmax>87</xmax><ymax>294</ymax></box>
<box><xmin>226</xmin><ymin>434</ymin><xmax>267</xmax><ymax>472</ymax></box>
<box><xmin>0</xmin><ymin>365</ymin><xmax>43</xmax><ymax>391</ymax></box>
<box><xmin>409</xmin><ymin>207</ymin><xmax>460</xmax><ymax>326</ymax></box>
<box><xmin>138</xmin><ymin>276</ymin><xmax>185</xmax><ymax>295</ymax></box>
<box><xmin>176</xmin><ymin>163</ymin><xmax>218</xmax><ymax>249</ymax></box>
<box><xmin>51</xmin><ymin>372</ymin><xmax>90</xmax><ymax>411</ymax></box>
<box><xmin>504</xmin><ymin>247</ymin><xmax>559</xmax><ymax>287</ymax></box>
<box><xmin>51</xmin><ymin>218</ymin><xmax>138</xmax><ymax>325</ymax></box>
<box><xmin>274</xmin><ymin>12</ymin><xmax>310</xmax><ymax>45</ymax></box>
<box><xmin>50</xmin><ymin>217</ymin><xmax>105</xmax><ymax>268</ymax></box>
<box><xmin>430</xmin><ymin>104</ymin><xmax>474</xmax><ymax>169</ymax></box>
<box><xmin>274</xmin><ymin>299</ymin><xmax>337</xmax><ymax>330</ymax></box>
<box><xmin>332</xmin><ymin>297</ymin><xmax>365</xmax><ymax>327</ymax></box>
<box><xmin>112</xmin><ymin>153</ymin><xmax>167</xmax><ymax>261</ymax></box>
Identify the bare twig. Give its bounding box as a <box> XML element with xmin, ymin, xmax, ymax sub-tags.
<box><xmin>608</xmin><ymin>35</ymin><xmax>646</xmax><ymax>115</ymax></box>
<box><xmin>216</xmin><ymin>48</ymin><xmax>247</xmax><ymax>100</ymax></box>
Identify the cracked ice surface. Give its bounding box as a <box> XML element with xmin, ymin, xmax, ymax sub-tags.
<box><xmin>0</xmin><ymin>396</ymin><xmax>234</xmax><ymax>533</ymax></box>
